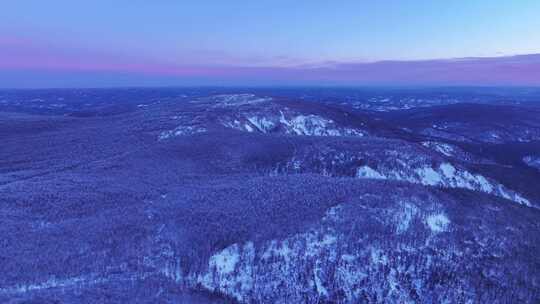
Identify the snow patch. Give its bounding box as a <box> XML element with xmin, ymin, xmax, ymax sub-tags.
<box><xmin>159</xmin><ymin>125</ymin><xmax>207</xmax><ymax>140</ymax></box>
<box><xmin>425</xmin><ymin>213</ymin><xmax>450</xmax><ymax>233</ymax></box>
<box><xmin>356</xmin><ymin>166</ymin><xmax>386</xmax><ymax>179</ymax></box>
<box><xmin>422</xmin><ymin>141</ymin><xmax>455</xmax><ymax>157</ymax></box>
<box><xmin>416</xmin><ymin>167</ymin><xmax>442</xmax><ymax>186</ymax></box>
<box><xmin>200</xmin><ymin>242</ymin><xmax>255</xmax><ymax>302</ymax></box>
<box><xmin>246</xmin><ymin>116</ymin><xmax>276</xmax><ymax>133</ymax></box>
<box><xmin>394</xmin><ymin>202</ymin><xmax>419</xmax><ymax>233</ymax></box>
<box><xmin>209</xmin><ymin>244</ymin><xmax>240</xmax><ymax>274</ymax></box>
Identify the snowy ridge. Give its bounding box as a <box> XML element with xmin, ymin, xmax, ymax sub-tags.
<box><xmin>191</xmin><ymin>200</ymin><xmax>482</xmax><ymax>303</ymax></box>
<box><xmin>158</xmin><ymin>125</ymin><xmax>207</xmax><ymax>140</ymax></box>
<box><xmin>230</xmin><ymin>110</ymin><xmax>365</xmax><ymax>137</ymax></box>
<box><xmin>199</xmin><ymin>94</ymin><xmax>273</xmax><ymax>107</ymax></box>
<box><xmin>159</xmin><ymin>96</ymin><xmax>367</xmax><ymax>139</ymax></box>
<box><xmin>421</xmin><ymin>141</ymin><xmax>494</xmax><ymax>164</ymax></box>
<box><xmin>355</xmin><ymin>162</ymin><xmax>531</xmax><ymax>206</ymax></box>
<box><xmin>421</xmin><ymin>141</ymin><xmax>455</xmax><ymax>157</ymax></box>
<box><xmin>272</xmin><ymin>144</ymin><xmax>530</xmax><ymax>206</ymax></box>
<box><xmin>276</xmin><ymin>111</ymin><xmax>364</xmax><ymax>137</ymax></box>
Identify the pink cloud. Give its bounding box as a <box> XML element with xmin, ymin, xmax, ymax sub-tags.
<box><xmin>1</xmin><ymin>36</ymin><xmax>539</xmax><ymax>86</ymax></box>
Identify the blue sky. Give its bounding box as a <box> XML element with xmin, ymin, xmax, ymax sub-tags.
<box><xmin>1</xmin><ymin>0</ymin><xmax>539</xmax><ymax>87</ymax></box>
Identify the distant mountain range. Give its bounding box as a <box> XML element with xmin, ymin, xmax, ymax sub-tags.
<box><xmin>1</xmin><ymin>53</ymin><xmax>539</xmax><ymax>88</ymax></box>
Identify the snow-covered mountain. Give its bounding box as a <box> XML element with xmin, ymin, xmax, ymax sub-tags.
<box><xmin>192</xmin><ymin>189</ymin><xmax>538</xmax><ymax>303</ymax></box>
<box><xmin>222</xmin><ymin>109</ymin><xmax>366</xmax><ymax>137</ymax></box>
<box><xmin>2</xmin><ymin>88</ymin><xmax>540</xmax><ymax>303</ymax></box>
<box><xmin>158</xmin><ymin>94</ymin><xmax>370</xmax><ymax>139</ymax></box>
<box><xmin>356</xmin><ymin>162</ymin><xmax>530</xmax><ymax>206</ymax></box>
<box><xmin>262</xmin><ymin>138</ymin><xmax>532</xmax><ymax>206</ymax></box>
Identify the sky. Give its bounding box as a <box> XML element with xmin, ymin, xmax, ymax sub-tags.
<box><xmin>1</xmin><ymin>0</ymin><xmax>539</xmax><ymax>87</ymax></box>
